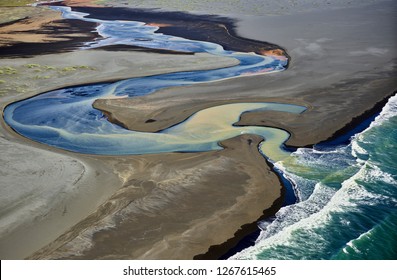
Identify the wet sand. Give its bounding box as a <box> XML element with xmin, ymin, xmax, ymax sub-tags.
<box><xmin>1</xmin><ymin>0</ymin><xmax>396</xmax><ymax>260</ymax></box>
<box><xmin>29</xmin><ymin>135</ymin><xmax>282</xmax><ymax>259</ymax></box>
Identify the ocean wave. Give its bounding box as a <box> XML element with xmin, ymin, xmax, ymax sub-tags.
<box><xmin>231</xmin><ymin>94</ymin><xmax>397</xmax><ymax>260</ymax></box>
<box><xmin>341</xmin><ymin>228</ymin><xmax>373</xmax><ymax>256</ymax></box>
<box><xmin>366</xmin><ymin>94</ymin><xmax>397</xmax><ymax>129</ymax></box>
<box><xmin>335</xmin><ymin>211</ymin><xmax>397</xmax><ymax>259</ymax></box>
<box><xmin>232</xmin><ymin>162</ymin><xmax>393</xmax><ymax>259</ymax></box>
<box><xmin>351</xmin><ymin>94</ymin><xmax>397</xmax><ymax>148</ymax></box>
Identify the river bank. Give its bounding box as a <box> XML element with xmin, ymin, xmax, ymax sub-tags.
<box><xmin>0</xmin><ymin>0</ymin><xmax>396</xmax><ymax>259</ymax></box>
<box><xmin>0</xmin><ymin>41</ymin><xmax>243</xmax><ymax>259</ymax></box>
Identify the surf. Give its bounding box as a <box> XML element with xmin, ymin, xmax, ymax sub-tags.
<box><xmin>231</xmin><ymin>94</ymin><xmax>397</xmax><ymax>260</ymax></box>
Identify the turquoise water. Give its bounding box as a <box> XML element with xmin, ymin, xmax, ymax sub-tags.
<box><xmin>4</xmin><ymin>6</ymin><xmax>396</xmax><ymax>260</ymax></box>
<box><xmin>232</xmin><ymin>95</ymin><xmax>397</xmax><ymax>260</ymax></box>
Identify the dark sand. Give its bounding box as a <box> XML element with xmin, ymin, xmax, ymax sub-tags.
<box><xmin>0</xmin><ymin>2</ymin><xmax>289</xmax><ymax>260</ymax></box>
<box><xmin>96</xmin><ymin>1</ymin><xmax>397</xmax><ymax>147</ymax></box>
<box><xmin>0</xmin><ymin>0</ymin><xmax>396</xmax><ymax>260</ymax></box>
<box><xmin>72</xmin><ymin>6</ymin><xmax>287</xmax><ymax>56</ymax></box>
<box><xmin>29</xmin><ymin>135</ymin><xmax>282</xmax><ymax>259</ymax></box>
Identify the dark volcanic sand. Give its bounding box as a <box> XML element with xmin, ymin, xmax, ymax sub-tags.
<box><xmin>1</xmin><ymin>1</ymin><xmax>396</xmax><ymax>260</ymax></box>
<box><xmin>71</xmin><ymin>6</ymin><xmax>287</xmax><ymax>56</ymax></box>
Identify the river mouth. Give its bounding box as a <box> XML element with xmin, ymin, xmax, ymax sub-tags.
<box><xmin>2</xmin><ymin>2</ymin><xmax>396</xmax><ymax>261</ymax></box>
<box><xmin>2</xmin><ymin>4</ymin><xmax>304</xmax><ymax>259</ymax></box>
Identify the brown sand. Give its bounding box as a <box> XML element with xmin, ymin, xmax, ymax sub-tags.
<box><xmin>0</xmin><ymin>7</ymin><xmax>76</xmax><ymax>47</ymax></box>
<box><xmin>29</xmin><ymin>135</ymin><xmax>281</xmax><ymax>259</ymax></box>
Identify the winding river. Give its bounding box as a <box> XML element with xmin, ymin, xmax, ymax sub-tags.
<box><xmin>4</xmin><ymin>5</ymin><xmax>397</xmax><ymax>260</ymax></box>
<box><xmin>4</xmin><ymin>6</ymin><xmax>305</xmax><ymax>162</ymax></box>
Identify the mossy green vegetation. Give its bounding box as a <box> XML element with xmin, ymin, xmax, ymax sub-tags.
<box><xmin>24</xmin><ymin>63</ymin><xmax>41</xmax><ymax>69</ymax></box>
<box><xmin>0</xmin><ymin>64</ymin><xmax>96</xmax><ymax>95</ymax></box>
<box><xmin>20</xmin><ymin>63</ymin><xmax>96</xmax><ymax>74</ymax></box>
<box><xmin>60</xmin><ymin>65</ymin><xmax>96</xmax><ymax>72</ymax></box>
<box><xmin>0</xmin><ymin>66</ymin><xmax>18</xmax><ymax>75</ymax></box>
<box><xmin>0</xmin><ymin>0</ymin><xmax>36</xmax><ymax>7</ymax></box>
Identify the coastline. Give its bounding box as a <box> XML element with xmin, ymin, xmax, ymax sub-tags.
<box><xmin>316</xmin><ymin>91</ymin><xmax>397</xmax><ymax>146</ymax></box>
<box><xmin>195</xmin><ymin>90</ymin><xmax>397</xmax><ymax>260</ymax></box>
<box><xmin>0</xmin><ymin>0</ymin><xmax>396</xmax><ymax>259</ymax></box>
<box><xmin>194</xmin><ymin>157</ymin><xmax>287</xmax><ymax>260</ymax></box>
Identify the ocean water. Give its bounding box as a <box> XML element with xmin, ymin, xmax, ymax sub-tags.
<box><xmin>4</xmin><ymin>5</ymin><xmax>396</xmax><ymax>260</ymax></box>
<box><xmin>232</xmin><ymin>94</ymin><xmax>397</xmax><ymax>260</ymax></box>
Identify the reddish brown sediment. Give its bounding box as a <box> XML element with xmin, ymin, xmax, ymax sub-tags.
<box><xmin>146</xmin><ymin>22</ymin><xmax>173</xmax><ymax>27</ymax></box>
<box><xmin>55</xmin><ymin>0</ymin><xmax>101</xmax><ymax>7</ymax></box>
<box><xmin>0</xmin><ymin>6</ymin><xmax>98</xmax><ymax>57</ymax></box>
<box><xmin>0</xmin><ymin>7</ymin><xmax>62</xmax><ymax>47</ymax></box>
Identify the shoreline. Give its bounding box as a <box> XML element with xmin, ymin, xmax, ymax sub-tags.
<box><xmin>3</xmin><ymin>85</ymin><xmax>396</xmax><ymax>259</ymax></box>
<box><xmin>195</xmin><ymin>89</ymin><xmax>397</xmax><ymax>259</ymax></box>
<box><xmin>194</xmin><ymin>157</ymin><xmax>287</xmax><ymax>260</ymax></box>
<box><xmin>315</xmin><ymin>90</ymin><xmax>397</xmax><ymax>147</ymax></box>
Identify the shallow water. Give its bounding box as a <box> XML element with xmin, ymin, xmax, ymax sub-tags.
<box><xmin>4</xmin><ymin>6</ymin><xmax>302</xmax><ymax>162</ymax></box>
<box><xmin>232</xmin><ymin>94</ymin><xmax>397</xmax><ymax>260</ymax></box>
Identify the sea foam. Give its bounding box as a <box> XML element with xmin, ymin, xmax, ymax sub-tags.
<box><xmin>231</xmin><ymin>94</ymin><xmax>397</xmax><ymax>260</ymax></box>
